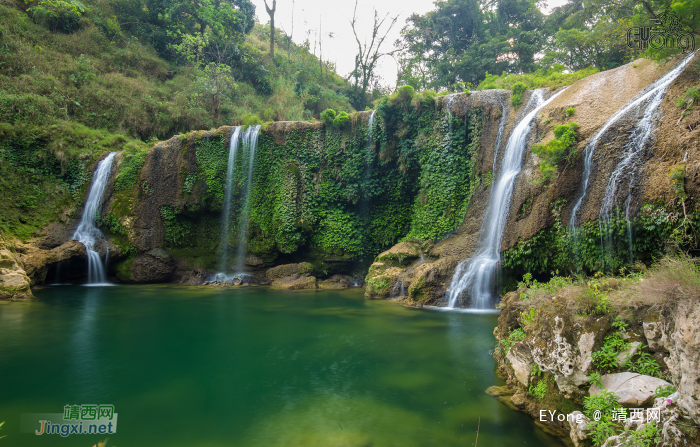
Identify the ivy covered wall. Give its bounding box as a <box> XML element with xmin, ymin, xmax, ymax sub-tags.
<box><xmin>126</xmin><ymin>95</ymin><xmax>487</xmax><ymax>274</ymax></box>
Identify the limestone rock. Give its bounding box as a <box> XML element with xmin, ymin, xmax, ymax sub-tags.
<box><xmin>266</xmin><ymin>262</ymin><xmax>313</xmax><ymax>281</ymax></box>
<box><xmin>643</xmin><ymin>321</ymin><xmax>665</xmax><ymax>352</ymax></box>
<box><xmin>530</xmin><ymin>315</ymin><xmax>598</xmax><ymax>397</ymax></box>
<box><xmin>662</xmin><ymin>298</ymin><xmax>700</xmax><ymax>424</ymax></box>
<box><xmin>506</xmin><ymin>342</ymin><xmax>535</xmax><ymax>387</ymax></box>
<box><xmin>0</xmin><ymin>250</ymin><xmax>33</xmax><ymax>299</ymax></box>
<box><xmin>20</xmin><ymin>239</ymin><xmax>87</xmax><ymax>284</ymax></box>
<box><xmin>244</xmin><ymin>253</ymin><xmax>265</xmax><ymax>267</ymax></box>
<box><xmin>271</xmin><ymin>275</ymin><xmax>317</xmax><ymax>290</ymax></box>
<box><xmin>589</xmin><ymin>372</ymin><xmax>671</xmax><ymax>407</ymax></box>
<box><xmin>318</xmin><ymin>274</ymin><xmax>351</xmax><ymax>290</ymax></box>
<box><xmin>616</xmin><ymin>341</ymin><xmax>641</xmax><ymax>367</ymax></box>
<box><xmin>130</xmin><ymin>248</ymin><xmax>175</xmax><ymax>283</ymax></box>
<box><xmin>569</xmin><ymin>411</ymin><xmax>591</xmax><ymax>447</ymax></box>
<box><xmin>374</xmin><ymin>239</ymin><xmax>431</xmax><ymax>266</ymax></box>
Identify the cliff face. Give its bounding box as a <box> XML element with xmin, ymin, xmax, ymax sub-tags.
<box><xmin>365</xmin><ymin>54</ymin><xmax>700</xmax><ymax>306</ymax></box>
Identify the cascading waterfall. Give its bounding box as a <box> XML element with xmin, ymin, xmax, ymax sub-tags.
<box><xmin>234</xmin><ymin>125</ymin><xmax>261</xmax><ymax>272</ymax></box>
<box><xmin>73</xmin><ymin>152</ymin><xmax>117</xmax><ymax>285</ymax></box>
<box><xmin>569</xmin><ymin>53</ymin><xmax>696</xmax><ymax>245</ymax></box>
<box><xmin>366</xmin><ymin>109</ymin><xmax>376</xmax><ymax>160</ymax></box>
<box><xmin>445</xmin><ymin>88</ymin><xmax>566</xmax><ymax>309</ymax></box>
<box><xmin>218</xmin><ymin>126</ymin><xmax>242</xmax><ymax>274</ymax></box>
<box><xmin>492</xmin><ymin>94</ymin><xmax>509</xmax><ymax>172</ymax></box>
<box><xmin>595</xmin><ymin>53</ymin><xmax>696</xmax><ymax>269</ymax></box>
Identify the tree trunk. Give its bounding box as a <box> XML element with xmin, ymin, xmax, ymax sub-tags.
<box><xmin>264</xmin><ymin>0</ymin><xmax>277</xmax><ymax>59</ymax></box>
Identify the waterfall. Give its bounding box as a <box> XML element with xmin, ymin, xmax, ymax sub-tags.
<box><xmin>366</xmin><ymin>109</ymin><xmax>376</xmax><ymax>161</ymax></box>
<box><xmin>445</xmin><ymin>94</ymin><xmax>457</xmax><ymax>136</ymax></box>
<box><xmin>234</xmin><ymin>125</ymin><xmax>261</xmax><ymax>273</ymax></box>
<box><xmin>73</xmin><ymin>152</ymin><xmax>117</xmax><ymax>285</ymax></box>
<box><xmin>569</xmin><ymin>53</ymin><xmax>696</xmax><ymax>239</ymax></box>
<box><xmin>218</xmin><ymin>126</ymin><xmax>242</xmax><ymax>273</ymax></box>
<box><xmin>595</xmin><ymin>53</ymin><xmax>696</xmax><ymax>269</ymax></box>
<box><xmin>492</xmin><ymin>94</ymin><xmax>509</xmax><ymax>172</ymax></box>
<box><xmin>445</xmin><ymin>88</ymin><xmax>566</xmax><ymax>309</ymax></box>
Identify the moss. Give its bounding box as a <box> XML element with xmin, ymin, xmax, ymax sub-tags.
<box><xmin>114</xmin><ymin>256</ymin><xmax>135</xmax><ymax>282</ymax></box>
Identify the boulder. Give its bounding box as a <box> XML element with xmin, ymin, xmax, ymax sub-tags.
<box><xmin>266</xmin><ymin>262</ymin><xmax>313</xmax><ymax>281</ymax></box>
<box><xmin>20</xmin><ymin>239</ymin><xmax>87</xmax><ymax>284</ymax></box>
<box><xmin>271</xmin><ymin>275</ymin><xmax>317</xmax><ymax>290</ymax></box>
<box><xmin>244</xmin><ymin>253</ymin><xmax>265</xmax><ymax>267</ymax></box>
<box><xmin>589</xmin><ymin>372</ymin><xmax>671</xmax><ymax>407</ymax></box>
<box><xmin>318</xmin><ymin>274</ymin><xmax>352</xmax><ymax>290</ymax></box>
<box><xmin>130</xmin><ymin>248</ymin><xmax>175</xmax><ymax>283</ymax></box>
<box><xmin>0</xmin><ymin>250</ymin><xmax>33</xmax><ymax>299</ymax></box>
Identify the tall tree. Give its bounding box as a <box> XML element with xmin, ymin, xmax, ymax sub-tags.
<box><xmin>348</xmin><ymin>0</ymin><xmax>398</xmax><ymax>103</ymax></box>
<box><xmin>264</xmin><ymin>0</ymin><xmax>277</xmax><ymax>59</ymax></box>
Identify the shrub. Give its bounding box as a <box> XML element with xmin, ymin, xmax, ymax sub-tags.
<box><xmin>28</xmin><ymin>0</ymin><xmax>86</xmax><ymax>32</ymax></box>
<box><xmin>333</xmin><ymin>111</ymin><xmax>350</xmax><ymax>127</ymax></box>
<box><xmin>320</xmin><ymin>108</ymin><xmax>336</xmax><ymax>124</ymax></box>
<box><xmin>531</xmin><ymin>122</ymin><xmax>579</xmax><ymax>181</ymax></box>
<box><xmin>511</xmin><ymin>82</ymin><xmax>527</xmax><ymax>108</ymax></box>
<box><xmin>566</xmin><ymin>107</ymin><xmax>575</xmax><ymax>117</ymax></box>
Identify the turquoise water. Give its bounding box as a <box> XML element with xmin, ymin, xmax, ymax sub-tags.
<box><xmin>0</xmin><ymin>285</ymin><xmax>564</xmax><ymax>446</ymax></box>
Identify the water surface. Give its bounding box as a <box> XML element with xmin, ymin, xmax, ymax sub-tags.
<box><xmin>0</xmin><ymin>285</ymin><xmax>563</xmax><ymax>446</ymax></box>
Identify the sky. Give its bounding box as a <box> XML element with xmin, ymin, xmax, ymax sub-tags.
<box><xmin>248</xmin><ymin>0</ymin><xmax>569</xmax><ymax>87</ymax></box>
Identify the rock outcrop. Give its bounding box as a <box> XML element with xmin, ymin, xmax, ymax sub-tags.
<box><xmin>270</xmin><ymin>275</ymin><xmax>317</xmax><ymax>290</ymax></box>
<box><xmin>130</xmin><ymin>248</ymin><xmax>175</xmax><ymax>283</ymax></box>
<box><xmin>0</xmin><ymin>249</ymin><xmax>33</xmax><ymax>299</ymax></box>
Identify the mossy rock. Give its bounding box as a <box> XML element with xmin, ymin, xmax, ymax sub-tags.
<box><xmin>266</xmin><ymin>262</ymin><xmax>314</xmax><ymax>281</ymax></box>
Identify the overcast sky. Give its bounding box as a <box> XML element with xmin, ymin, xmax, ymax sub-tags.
<box><xmin>249</xmin><ymin>0</ymin><xmax>569</xmax><ymax>88</ymax></box>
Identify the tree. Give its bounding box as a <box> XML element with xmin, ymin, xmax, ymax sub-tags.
<box><xmin>264</xmin><ymin>0</ymin><xmax>276</xmax><ymax>59</ymax></box>
<box><xmin>348</xmin><ymin>0</ymin><xmax>398</xmax><ymax>108</ymax></box>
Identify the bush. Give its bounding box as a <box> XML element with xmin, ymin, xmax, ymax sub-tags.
<box><xmin>28</xmin><ymin>0</ymin><xmax>86</xmax><ymax>32</ymax></box>
<box><xmin>566</xmin><ymin>107</ymin><xmax>575</xmax><ymax>117</ymax></box>
<box><xmin>529</xmin><ymin>380</ymin><xmax>547</xmax><ymax>401</ymax></box>
<box><xmin>332</xmin><ymin>111</ymin><xmax>350</xmax><ymax>127</ymax></box>
<box><xmin>320</xmin><ymin>108</ymin><xmax>336</xmax><ymax>125</ymax></box>
<box><xmin>531</xmin><ymin>122</ymin><xmax>579</xmax><ymax>181</ymax></box>
<box><xmin>510</xmin><ymin>82</ymin><xmax>527</xmax><ymax>107</ymax></box>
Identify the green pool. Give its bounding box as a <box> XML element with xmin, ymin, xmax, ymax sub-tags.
<box><xmin>0</xmin><ymin>285</ymin><xmax>564</xmax><ymax>446</ymax></box>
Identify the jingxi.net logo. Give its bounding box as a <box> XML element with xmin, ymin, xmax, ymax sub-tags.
<box><xmin>627</xmin><ymin>8</ymin><xmax>695</xmax><ymax>53</ymax></box>
<box><xmin>20</xmin><ymin>404</ymin><xmax>118</xmax><ymax>437</ymax></box>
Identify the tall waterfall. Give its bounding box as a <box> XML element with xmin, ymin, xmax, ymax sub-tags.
<box><xmin>234</xmin><ymin>125</ymin><xmax>261</xmax><ymax>272</ymax></box>
<box><xmin>445</xmin><ymin>89</ymin><xmax>566</xmax><ymax>309</ymax></box>
<box><xmin>367</xmin><ymin>109</ymin><xmax>376</xmax><ymax>157</ymax></box>
<box><xmin>596</xmin><ymin>53</ymin><xmax>696</xmax><ymax>269</ymax></box>
<box><xmin>492</xmin><ymin>94</ymin><xmax>509</xmax><ymax>172</ymax></box>
<box><xmin>73</xmin><ymin>152</ymin><xmax>117</xmax><ymax>285</ymax></box>
<box><xmin>218</xmin><ymin>126</ymin><xmax>242</xmax><ymax>273</ymax></box>
<box><xmin>569</xmin><ymin>53</ymin><xmax>696</xmax><ymax>238</ymax></box>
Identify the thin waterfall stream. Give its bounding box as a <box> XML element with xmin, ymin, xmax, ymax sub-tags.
<box><xmin>234</xmin><ymin>125</ymin><xmax>261</xmax><ymax>273</ymax></box>
<box><xmin>72</xmin><ymin>152</ymin><xmax>117</xmax><ymax>285</ymax></box>
<box><xmin>568</xmin><ymin>52</ymin><xmax>696</xmax><ymax>239</ymax></box>
<box><xmin>445</xmin><ymin>88</ymin><xmax>566</xmax><ymax>309</ymax></box>
<box><xmin>218</xmin><ymin>126</ymin><xmax>242</xmax><ymax>274</ymax></box>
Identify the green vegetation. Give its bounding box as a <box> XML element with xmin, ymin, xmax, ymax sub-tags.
<box><xmin>528</xmin><ymin>379</ymin><xmax>547</xmax><ymax>401</ymax></box>
<box><xmin>591</xmin><ymin>317</ymin><xmax>629</xmax><ymax>373</ymax></box>
<box><xmin>156</xmin><ymin>99</ymin><xmax>483</xmax><ymax>269</ymax></box>
<box><xmin>566</xmin><ymin>107</ymin><xmax>575</xmax><ymax>117</ymax></box>
<box><xmin>531</xmin><ymin>123</ymin><xmax>579</xmax><ymax>182</ymax></box>
<box><xmin>654</xmin><ymin>384</ymin><xmax>676</xmax><ymax>398</ymax></box>
<box><xmin>498</xmin><ymin>328</ymin><xmax>527</xmax><ymax>356</ymax></box>
<box><xmin>510</xmin><ymin>82</ymin><xmax>527</xmax><ymax>108</ymax></box>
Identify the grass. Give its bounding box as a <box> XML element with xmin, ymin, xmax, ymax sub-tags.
<box><xmin>477</xmin><ymin>64</ymin><xmax>599</xmax><ymax>92</ymax></box>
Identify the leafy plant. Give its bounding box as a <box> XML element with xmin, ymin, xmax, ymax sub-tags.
<box><xmin>510</xmin><ymin>82</ymin><xmax>527</xmax><ymax>108</ymax></box>
<box><xmin>654</xmin><ymin>384</ymin><xmax>676</xmax><ymax>398</ymax></box>
<box><xmin>499</xmin><ymin>327</ymin><xmax>527</xmax><ymax>355</ymax></box>
<box><xmin>320</xmin><ymin>108</ymin><xmax>336</xmax><ymax>124</ymax></box>
<box><xmin>529</xmin><ymin>380</ymin><xmax>547</xmax><ymax>401</ymax></box>
<box><xmin>592</xmin><ymin>318</ymin><xmax>629</xmax><ymax>372</ymax></box>
<box><xmin>625</xmin><ymin>349</ymin><xmax>661</xmax><ymax>378</ymax></box>
<box><xmin>566</xmin><ymin>107</ymin><xmax>575</xmax><ymax>117</ymax></box>
<box><xmin>333</xmin><ymin>111</ymin><xmax>350</xmax><ymax>127</ymax></box>
<box><xmin>584</xmin><ymin>389</ymin><xmax>622</xmax><ymax>446</ymax></box>
<box><xmin>521</xmin><ymin>308</ymin><xmax>537</xmax><ymax>327</ymax></box>
<box><xmin>531</xmin><ymin>122</ymin><xmax>579</xmax><ymax>181</ymax></box>
<box><xmin>588</xmin><ymin>372</ymin><xmax>603</xmax><ymax>388</ymax></box>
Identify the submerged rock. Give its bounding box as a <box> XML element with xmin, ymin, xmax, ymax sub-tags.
<box><xmin>318</xmin><ymin>274</ymin><xmax>352</xmax><ymax>290</ymax></box>
<box><xmin>589</xmin><ymin>372</ymin><xmax>671</xmax><ymax>407</ymax></box>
